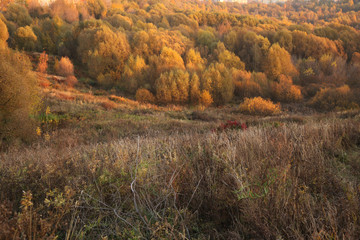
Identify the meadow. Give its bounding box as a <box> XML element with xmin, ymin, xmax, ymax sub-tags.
<box><xmin>1</xmin><ymin>89</ymin><xmax>359</xmax><ymax>238</ymax></box>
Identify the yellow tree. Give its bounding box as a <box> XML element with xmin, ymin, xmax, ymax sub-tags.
<box><xmin>122</xmin><ymin>55</ymin><xmax>148</xmax><ymax>93</ymax></box>
<box><xmin>0</xmin><ymin>18</ymin><xmax>9</xmax><ymax>50</ymax></box>
<box><xmin>264</xmin><ymin>44</ymin><xmax>297</xmax><ymax>80</ymax></box>
<box><xmin>157</xmin><ymin>47</ymin><xmax>185</xmax><ymax>74</ymax></box>
<box><xmin>189</xmin><ymin>73</ymin><xmax>201</xmax><ymax>105</ymax></box>
<box><xmin>201</xmin><ymin>63</ymin><xmax>234</xmax><ymax>105</ymax></box>
<box><xmin>155</xmin><ymin>69</ymin><xmax>189</xmax><ymax>104</ymax></box>
<box><xmin>186</xmin><ymin>48</ymin><xmax>205</xmax><ymax>72</ymax></box>
<box><xmin>0</xmin><ymin>50</ymin><xmax>40</xmax><ymax>142</ymax></box>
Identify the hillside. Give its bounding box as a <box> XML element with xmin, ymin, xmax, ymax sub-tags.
<box><xmin>0</xmin><ymin>0</ymin><xmax>360</xmax><ymax>239</ymax></box>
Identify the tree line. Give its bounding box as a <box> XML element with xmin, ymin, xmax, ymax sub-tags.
<box><xmin>0</xmin><ymin>0</ymin><xmax>359</xmax><ymax>109</ymax></box>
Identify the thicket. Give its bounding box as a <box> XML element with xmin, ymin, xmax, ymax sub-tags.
<box><xmin>0</xmin><ymin>0</ymin><xmax>359</xmax><ymax>109</ymax></box>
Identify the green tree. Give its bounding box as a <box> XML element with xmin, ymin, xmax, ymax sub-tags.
<box><xmin>4</xmin><ymin>3</ymin><xmax>32</xmax><ymax>27</ymax></box>
<box><xmin>13</xmin><ymin>26</ymin><xmax>37</xmax><ymax>51</ymax></box>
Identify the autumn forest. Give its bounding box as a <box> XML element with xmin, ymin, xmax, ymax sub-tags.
<box><xmin>0</xmin><ymin>0</ymin><xmax>360</xmax><ymax>239</ymax></box>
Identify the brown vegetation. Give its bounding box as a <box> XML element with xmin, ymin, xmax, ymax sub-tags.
<box><xmin>0</xmin><ymin>116</ymin><xmax>359</xmax><ymax>239</ymax></box>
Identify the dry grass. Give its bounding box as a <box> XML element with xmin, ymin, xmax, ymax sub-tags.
<box><xmin>0</xmin><ymin>117</ymin><xmax>359</xmax><ymax>239</ymax></box>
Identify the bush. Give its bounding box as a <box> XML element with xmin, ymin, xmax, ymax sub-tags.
<box><xmin>239</xmin><ymin>97</ymin><xmax>281</xmax><ymax>115</ymax></box>
<box><xmin>55</xmin><ymin>57</ymin><xmax>74</xmax><ymax>77</ymax></box>
<box><xmin>64</xmin><ymin>76</ymin><xmax>78</xmax><ymax>88</ymax></box>
<box><xmin>309</xmin><ymin>85</ymin><xmax>359</xmax><ymax>111</ymax></box>
<box><xmin>136</xmin><ymin>88</ymin><xmax>155</xmax><ymax>103</ymax></box>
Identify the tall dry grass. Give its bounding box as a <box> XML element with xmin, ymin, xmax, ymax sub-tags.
<box><xmin>0</xmin><ymin>119</ymin><xmax>359</xmax><ymax>239</ymax></box>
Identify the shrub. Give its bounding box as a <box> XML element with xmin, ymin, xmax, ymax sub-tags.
<box><xmin>136</xmin><ymin>88</ymin><xmax>155</xmax><ymax>104</ymax></box>
<box><xmin>37</xmin><ymin>51</ymin><xmax>48</xmax><ymax>74</ymax></box>
<box><xmin>55</xmin><ymin>57</ymin><xmax>74</xmax><ymax>77</ymax></box>
<box><xmin>239</xmin><ymin>97</ymin><xmax>281</xmax><ymax>115</ymax></box>
<box><xmin>64</xmin><ymin>76</ymin><xmax>78</xmax><ymax>88</ymax></box>
<box><xmin>309</xmin><ymin>85</ymin><xmax>359</xmax><ymax>111</ymax></box>
<box><xmin>101</xmin><ymin>101</ymin><xmax>117</xmax><ymax>110</ymax></box>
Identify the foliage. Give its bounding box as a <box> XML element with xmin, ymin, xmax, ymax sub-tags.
<box><xmin>136</xmin><ymin>88</ymin><xmax>155</xmax><ymax>104</ymax></box>
<box><xmin>4</xmin><ymin>3</ymin><xmax>32</xmax><ymax>27</ymax></box>
<box><xmin>65</xmin><ymin>76</ymin><xmax>78</xmax><ymax>88</ymax></box>
<box><xmin>272</xmin><ymin>75</ymin><xmax>303</xmax><ymax>103</ymax></box>
<box><xmin>213</xmin><ymin>120</ymin><xmax>247</xmax><ymax>132</ymax></box>
<box><xmin>199</xmin><ymin>90</ymin><xmax>213</xmax><ymax>107</ymax></box>
<box><xmin>309</xmin><ymin>85</ymin><xmax>359</xmax><ymax>111</ymax></box>
<box><xmin>0</xmin><ymin>18</ymin><xmax>9</xmax><ymax>50</ymax></box>
<box><xmin>78</xmin><ymin>25</ymin><xmax>130</xmax><ymax>86</ymax></box>
<box><xmin>55</xmin><ymin>57</ymin><xmax>74</xmax><ymax>77</ymax></box>
<box><xmin>13</xmin><ymin>26</ymin><xmax>37</xmax><ymax>51</ymax></box>
<box><xmin>37</xmin><ymin>51</ymin><xmax>48</xmax><ymax>74</ymax></box>
<box><xmin>201</xmin><ymin>63</ymin><xmax>234</xmax><ymax>105</ymax></box>
<box><xmin>264</xmin><ymin>43</ymin><xmax>297</xmax><ymax>80</ymax></box>
<box><xmin>155</xmin><ymin>69</ymin><xmax>189</xmax><ymax>104</ymax></box>
<box><xmin>0</xmin><ymin>50</ymin><xmax>40</xmax><ymax>143</ymax></box>
<box><xmin>157</xmin><ymin>46</ymin><xmax>185</xmax><ymax>74</ymax></box>
<box><xmin>239</xmin><ymin>97</ymin><xmax>281</xmax><ymax>115</ymax></box>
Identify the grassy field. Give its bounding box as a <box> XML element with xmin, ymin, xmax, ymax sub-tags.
<box><xmin>1</xmin><ymin>86</ymin><xmax>360</xmax><ymax>239</ymax></box>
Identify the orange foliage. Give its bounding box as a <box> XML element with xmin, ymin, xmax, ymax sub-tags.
<box><xmin>272</xmin><ymin>75</ymin><xmax>302</xmax><ymax>103</ymax></box>
<box><xmin>64</xmin><ymin>76</ymin><xmax>78</xmax><ymax>88</ymax></box>
<box><xmin>101</xmin><ymin>101</ymin><xmax>117</xmax><ymax>110</ymax></box>
<box><xmin>37</xmin><ymin>52</ymin><xmax>48</xmax><ymax>74</ymax></box>
<box><xmin>199</xmin><ymin>90</ymin><xmax>213</xmax><ymax>107</ymax></box>
<box><xmin>239</xmin><ymin>97</ymin><xmax>281</xmax><ymax>115</ymax></box>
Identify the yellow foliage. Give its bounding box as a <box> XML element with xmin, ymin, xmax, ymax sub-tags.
<box><xmin>199</xmin><ymin>90</ymin><xmax>213</xmax><ymax>107</ymax></box>
<box><xmin>239</xmin><ymin>97</ymin><xmax>281</xmax><ymax>115</ymax></box>
<box><xmin>55</xmin><ymin>57</ymin><xmax>74</xmax><ymax>77</ymax></box>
